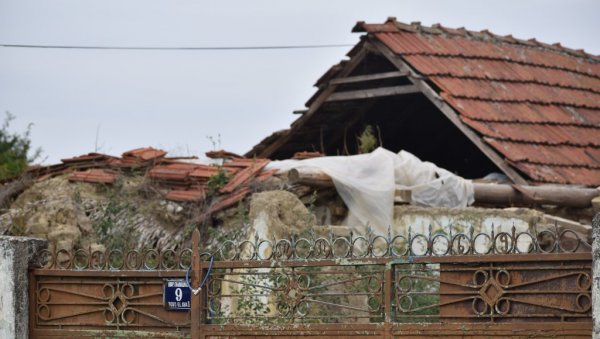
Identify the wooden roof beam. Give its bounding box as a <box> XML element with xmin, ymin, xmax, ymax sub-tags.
<box><xmin>328</xmin><ymin>71</ymin><xmax>409</xmax><ymax>86</ymax></box>
<box><xmin>326</xmin><ymin>85</ymin><xmax>419</xmax><ymax>102</ymax></box>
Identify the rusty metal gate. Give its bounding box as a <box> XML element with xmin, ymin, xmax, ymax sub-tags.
<box><xmin>29</xmin><ymin>225</ymin><xmax>592</xmax><ymax>338</ymax></box>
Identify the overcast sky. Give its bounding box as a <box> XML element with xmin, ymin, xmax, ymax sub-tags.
<box><xmin>1</xmin><ymin>0</ymin><xmax>598</xmax><ymax>164</ymax></box>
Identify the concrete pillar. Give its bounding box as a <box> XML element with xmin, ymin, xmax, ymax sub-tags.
<box><xmin>0</xmin><ymin>236</ymin><xmax>47</xmax><ymax>339</ymax></box>
<box><xmin>593</xmin><ymin>213</ymin><xmax>600</xmax><ymax>339</ymax></box>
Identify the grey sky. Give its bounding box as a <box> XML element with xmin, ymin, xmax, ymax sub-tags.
<box><xmin>1</xmin><ymin>0</ymin><xmax>598</xmax><ymax>164</ymax></box>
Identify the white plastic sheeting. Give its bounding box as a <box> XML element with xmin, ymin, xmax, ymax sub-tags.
<box><xmin>267</xmin><ymin>148</ymin><xmax>474</xmax><ymax>232</ymax></box>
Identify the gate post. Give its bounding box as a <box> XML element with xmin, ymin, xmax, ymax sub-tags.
<box><xmin>191</xmin><ymin>229</ymin><xmax>201</xmax><ymax>339</ymax></box>
<box><xmin>593</xmin><ymin>213</ymin><xmax>600</xmax><ymax>339</ymax></box>
<box><xmin>0</xmin><ymin>236</ymin><xmax>46</xmax><ymax>339</ymax></box>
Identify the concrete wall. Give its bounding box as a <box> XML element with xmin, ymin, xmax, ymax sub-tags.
<box><xmin>0</xmin><ymin>236</ymin><xmax>46</xmax><ymax>339</ymax></box>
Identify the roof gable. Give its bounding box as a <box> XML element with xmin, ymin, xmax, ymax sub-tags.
<box><xmin>356</xmin><ymin>19</ymin><xmax>600</xmax><ymax>186</ymax></box>
<box><xmin>248</xmin><ymin>19</ymin><xmax>600</xmax><ymax>186</ymax></box>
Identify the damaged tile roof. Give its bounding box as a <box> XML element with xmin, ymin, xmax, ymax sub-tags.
<box><xmin>21</xmin><ymin>147</ymin><xmax>273</xmax><ymax>215</ymax></box>
<box><xmin>352</xmin><ymin>19</ymin><xmax>600</xmax><ymax>186</ymax></box>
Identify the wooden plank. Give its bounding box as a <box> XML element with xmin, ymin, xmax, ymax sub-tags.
<box><xmin>326</xmin><ymin>85</ymin><xmax>419</xmax><ymax>102</ymax></box>
<box><xmin>329</xmin><ymin>71</ymin><xmax>408</xmax><ymax>85</ymax></box>
<box><xmin>370</xmin><ymin>38</ymin><xmax>528</xmax><ymax>185</ymax></box>
<box><xmin>256</xmin><ymin>47</ymin><xmax>371</xmax><ymax>158</ymax></box>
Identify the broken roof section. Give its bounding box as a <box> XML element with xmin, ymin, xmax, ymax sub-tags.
<box><xmin>21</xmin><ymin>147</ymin><xmax>272</xmax><ymax>208</ymax></box>
<box><xmin>248</xmin><ymin>18</ymin><xmax>600</xmax><ymax>186</ymax></box>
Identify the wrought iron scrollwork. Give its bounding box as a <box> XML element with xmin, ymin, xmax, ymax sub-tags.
<box><xmin>34</xmin><ymin>223</ymin><xmax>588</xmax><ymax>270</ymax></box>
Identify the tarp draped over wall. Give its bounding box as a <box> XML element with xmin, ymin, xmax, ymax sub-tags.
<box><xmin>268</xmin><ymin>148</ymin><xmax>474</xmax><ymax>232</ymax></box>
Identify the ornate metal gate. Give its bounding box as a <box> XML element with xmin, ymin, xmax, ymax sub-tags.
<box><xmin>29</xmin><ymin>225</ymin><xmax>592</xmax><ymax>338</ymax></box>
<box><xmin>29</xmin><ymin>246</ymin><xmax>192</xmax><ymax>338</ymax></box>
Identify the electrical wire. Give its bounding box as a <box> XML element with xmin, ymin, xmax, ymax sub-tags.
<box><xmin>185</xmin><ymin>255</ymin><xmax>214</xmax><ymax>294</ymax></box>
<box><xmin>0</xmin><ymin>43</ymin><xmax>354</xmax><ymax>51</ymax></box>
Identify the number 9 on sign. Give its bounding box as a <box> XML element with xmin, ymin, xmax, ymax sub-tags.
<box><xmin>164</xmin><ymin>279</ymin><xmax>191</xmax><ymax>311</ymax></box>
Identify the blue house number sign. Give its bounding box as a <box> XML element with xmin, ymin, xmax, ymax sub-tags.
<box><xmin>164</xmin><ymin>279</ymin><xmax>191</xmax><ymax>311</ymax></box>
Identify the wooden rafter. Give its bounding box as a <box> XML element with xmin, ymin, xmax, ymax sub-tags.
<box><xmin>328</xmin><ymin>71</ymin><xmax>408</xmax><ymax>85</ymax></box>
<box><xmin>326</xmin><ymin>85</ymin><xmax>419</xmax><ymax>102</ymax></box>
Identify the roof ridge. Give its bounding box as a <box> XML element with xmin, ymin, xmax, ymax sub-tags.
<box><xmin>354</xmin><ymin>17</ymin><xmax>600</xmax><ymax>62</ymax></box>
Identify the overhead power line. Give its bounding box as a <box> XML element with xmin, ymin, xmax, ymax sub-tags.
<box><xmin>0</xmin><ymin>43</ymin><xmax>354</xmax><ymax>51</ymax></box>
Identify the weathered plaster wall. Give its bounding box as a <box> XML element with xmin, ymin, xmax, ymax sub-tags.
<box><xmin>0</xmin><ymin>236</ymin><xmax>46</xmax><ymax>339</ymax></box>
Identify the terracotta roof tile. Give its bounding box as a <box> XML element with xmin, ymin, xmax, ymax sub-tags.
<box><xmin>485</xmin><ymin>138</ymin><xmax>599</xmax><ymax>168</ymax></box>
<box><xmin>293</xmin><ymin>151</ymin><xmax>324</xmax><ymax>159</ymax></box>
<box><xmin>359</xmin><ymin>19</ymin><xmax>600</xmax><ymax>185</ymax></box>
<box><xmin>404</xmin><ymin>55</ymin><xmax>600</xmax><ymax>92</ymax></box>
<box><xmin>207</xmin><ymin>187</ymin><xmax>251</xmax><ymax>214</ymax></box>
<box><xmin>122</xmin><ymin>147</ymin><xmax>167</xmax><ymax>161</ymax></box>
<box><xmin>220</xmin><ymin>159</ymin><xmax>269</xmax><ymax>193</ymax></box>
<box><xmin>61</xmin><ymin>153</ymin><xmax>115</xmax><ymax>164</ymax></box>
<box><xmin>165</xmin><ymin>189</ymin><xmax>205</xmax><ymax>202</ymax></box>
<box><xmin>513</xmin><ymin>163</ymin><xmax>600</xmax><ymax>186</ymax></box>
<box><xmin>147</xmin><ymin>164</ymin><xmax>191</xmax><ymax>181</ymax></box>
<box><xmin>442</xmin><ymin>97</ymin><xmax>600</xmax><ymax>126</ymax></box>
<box><xmin>205</xmin><ymin>150</ymin><xmax>244</xmax><ymax>159</ymax></box>
<box><xmin>255</xmin><ymin>168</ymin><xmax>278</xmax><ymax>182</ymax></box>
<box><xmin>432</xmin><ymin>78</ymin><xmax>600</xmax><ymax>108</ymax></box>
<box><xmin>462</xmin><ymin>117</ymin><xmax>600</xmax><ymax>147</ymax></box>
<box><xmin>68</xmin><ymin>169</ymin><xmax>119</xmax><ymax>184</ymax></box>
<box><xmin>189</xmin><ymin>165</ymin><xmax>222</xmax><ymax>179</ymax></box>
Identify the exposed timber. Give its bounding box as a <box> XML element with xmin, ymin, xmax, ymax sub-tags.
<box><xmin>286</xmin><ymin>168</ymin><xmax>600</xmax><ymax>208</ymax></box>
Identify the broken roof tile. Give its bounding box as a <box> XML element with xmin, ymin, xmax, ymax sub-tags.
<box><xmin>255</xmin><ymin>168</ymin><xmax>278</xmax><ymax>183</ymax></box>
<box><xmin>61</xmin><ymin>153</ymin><xmax>117</xmax><ymax>164</ymax></box>
<box><xmin>165</xmin><ymin>189</ymin><xmax>205</xmax><ymax>202</ymax></box>
<box><xmin>220</xmin><ymin>159</ymin><xmax>270</xmax><ymax>193</ymax></box>
<box><xmin>122</xmin><ymin>147</ymin><xmax>167</xmax><ymax>161</ymax></box>
<box><xmin>68</xmin><ymin>169</ymin><xmax>119</xmax><ymax>184</ymax></box>
<box><xmin>147</xmin><ymin>164</ymin><xmax>192</xmax><ymax>181</ymax></box>
<box><xmin>207</xmin><ymin>187</ymin><xmax>251</xmax><ymax>214</ymax></box>
<box><xmin>189</xmin><ymin>165</ymin><xmax>222</xmax><ymax>179</ymax></box>
<box><xmin>205</xmin><ymin>150</ymin><xmax>244</xmax><ymax>159</ymax></box>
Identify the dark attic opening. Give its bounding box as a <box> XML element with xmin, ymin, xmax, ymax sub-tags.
<box><xmin>269</xmin><ymin>51</ymin><xmax>502</xmax><ymax>179</ymax></box>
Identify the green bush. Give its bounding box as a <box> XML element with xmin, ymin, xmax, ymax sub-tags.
<box><xmin>0</xmin><ymin>112</ymin><xmax>41</xmax><ymax>180</ymax></box>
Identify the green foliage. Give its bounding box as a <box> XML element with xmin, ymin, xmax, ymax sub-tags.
<box><xmin>0</xmin><ymin>112</ymin><xmax>41</xmax><ymax>180</ymax></box>
<box><xmin>206</xmin><ymin>167</ymin><xmax>230</xmax><ymax>194</ymax></box>
<box><xmin>230</xmin><ymin>270</ymin><xmax>272</xmax><ymax>324</ymax></box>
<box><xmin>357</xmin><ymin>125</ymin><xmax>377</xmax><ymax>154</ymax></box>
